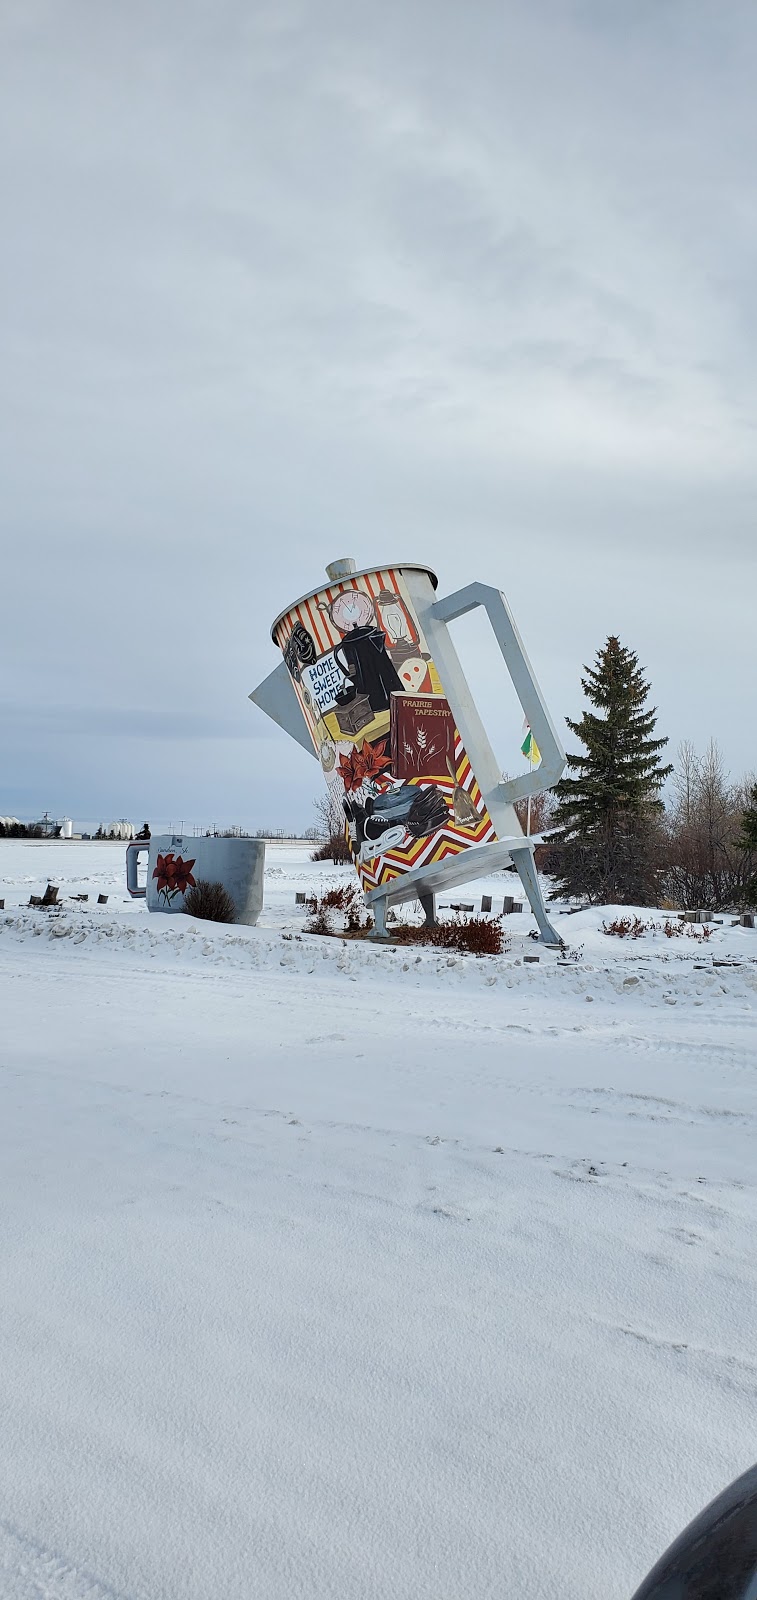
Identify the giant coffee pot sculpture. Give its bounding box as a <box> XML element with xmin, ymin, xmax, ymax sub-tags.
<box><xmin>251</xmin><ymin>559</ymin><xmax>566</xmax><ymax>942</ymax></box>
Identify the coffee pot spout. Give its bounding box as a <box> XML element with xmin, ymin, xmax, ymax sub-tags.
<box><xmin>249</xmin><ymin>663</ymin><xmax>318</xmax><ymax>758</ymax></box>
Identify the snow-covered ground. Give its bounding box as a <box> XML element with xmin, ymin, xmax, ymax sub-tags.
<box><xmin>1</xmin><ymin>841</ymin><xmax>756</xmax><ymax>1599</ymax></box>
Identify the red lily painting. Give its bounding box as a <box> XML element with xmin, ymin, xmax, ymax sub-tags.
<box><xmin>170</xmin><ymin>856</ymin><xmax>197</xmax><ymax>895</ymax></box>
<box><xmin>337</xmin><ymin>748</ymin><xmax>364</xmax><ymax>792</ymax></box>
<box><xmin>359</xmin><ymin>737</ymin><xmax>392</xmax><ymax>786</ymax></box>
<box><xmin>338</xmin><ymin>737</ymin><xmax>392</xmax><ymax>793</ymax></box>
<box><xmin>153</xmin><ymin>852</ymin><xmax>176</xmax><ymax>893</ymax></box>
<box><xmin>152</xmin><ymin>851</ymin><xmax>196</xmax><ymax>906</ymax></box>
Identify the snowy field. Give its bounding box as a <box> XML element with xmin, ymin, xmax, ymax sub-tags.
<box><xmin>1</xmin><ymin>841</ymin><xmax>756</xmax><ymax>1599</ymax></box>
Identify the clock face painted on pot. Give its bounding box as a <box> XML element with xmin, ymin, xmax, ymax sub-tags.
<box><xmin>329</xmin><ymin>590</ymin><xmax>375</xmax><ymax>632</ymax></box>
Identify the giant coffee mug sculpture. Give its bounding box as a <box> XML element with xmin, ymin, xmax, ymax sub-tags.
<box><xmin>250</xmin><ymin>558</ymin><xmax>566</xmax><ymax>941</ymax></box>
<box><xmin>126</xmin><ymin>833</ymin><xmax>265</xmax><ymax>924</ymax></box>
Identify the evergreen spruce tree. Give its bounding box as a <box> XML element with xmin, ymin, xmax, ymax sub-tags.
<box><xmin>737</xmin><ymin>781</ymin><xmax>757</xmax><ymax>907</ymax></box>
<box><xmin>549</xmin><ymin>636</ymin><xmax>672</xmax><ymax>904</ymax></box>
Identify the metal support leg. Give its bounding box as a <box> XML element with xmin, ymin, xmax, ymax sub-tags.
<box><xmin>418</xmin><ymin>891</ymin><xmax>437</xmax><ymax>928</ymax></box>
<box><xmin>369</xmin><ymin>894</ymin><xmax>389</xmax><ymax>940</ymax></box>
<box><xmin>509</xmin><ymin>846</ymin><xmax>563</xmax><ymax>946</ymax></box>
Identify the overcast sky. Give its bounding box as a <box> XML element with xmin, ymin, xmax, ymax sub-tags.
<box><xmin>2</xmin><ymin>0</ymin><xmax>755</xmax><ymax>832</ymax></box>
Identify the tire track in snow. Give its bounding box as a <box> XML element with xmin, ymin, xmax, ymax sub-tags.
<box><xmin>594</xmin><ymin>1323</ymin><xmax>757</xmax><ymax>1401</ymax></box>
<box><xmin>0</xmin><ymin>1520</ymin><xmax>138</xmax><ymax>1600</ymax></box>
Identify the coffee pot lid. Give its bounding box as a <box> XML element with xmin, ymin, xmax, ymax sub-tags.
<box><xmin>270</xmin><ymin>559</ymin><xmax>439</xmax><ymax>642</ymax></box>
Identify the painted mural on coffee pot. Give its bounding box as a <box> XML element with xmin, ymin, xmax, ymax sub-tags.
<box><xmin>272</xmin><ymin>563</ymin><xmax>497</xmax><ymax>896</ymax></box>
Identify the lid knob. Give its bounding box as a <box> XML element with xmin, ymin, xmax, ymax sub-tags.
<box><xmin>325</xmin><ymin>557</ymin><xmax>356</xmax><ymax>581</ymax></box>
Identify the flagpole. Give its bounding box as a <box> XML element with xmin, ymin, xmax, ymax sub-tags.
<box><xmin>526</xmin><ymin>743</ymin><xmax>533</xmax><ymax>837</ymax></box>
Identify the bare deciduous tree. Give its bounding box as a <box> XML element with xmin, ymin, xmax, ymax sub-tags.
<box><xmin>311</xmin><ymin>789</ymin><xmax>351</xmax><ymax>863</ymax></box>
<box><xmin>511</xmin><ymin>786</ymin><xmax>557</xmax><ymax>871</ymax></box>
<box><xmin>662</xmin><ymin>740</ymin><xmax>755</xmax><ymax>910</ymax></box>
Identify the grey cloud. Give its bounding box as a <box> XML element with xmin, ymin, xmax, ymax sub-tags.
<box><xmin>0</xmin><ymin>705</ymin><xmax>261</xmax><ymax>742</ymax></box>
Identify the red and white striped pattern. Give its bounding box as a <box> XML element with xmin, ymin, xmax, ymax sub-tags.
<box><xmin>274</xmin><ymin>567</ymin><xmax>419</xmax><ymax>663</ymax></box>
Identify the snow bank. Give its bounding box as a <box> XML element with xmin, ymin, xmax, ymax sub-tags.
<box><xmin>1</xmin><ymin>899</ymin><xmax>756</xmax><ymax>1013</ymax></box>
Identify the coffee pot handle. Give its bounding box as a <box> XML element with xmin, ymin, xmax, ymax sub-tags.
<box><xmin>424</xmin><ymin>581</ymin><xmax>566</xmax><ymax>808</ymax></box>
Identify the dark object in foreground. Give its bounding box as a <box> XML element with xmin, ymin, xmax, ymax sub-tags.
<box><xmin>631</xmin><ymin>1460</ymin><xmax>757</xmax><ymax>1598</ymax></box>
<box><xmin>29</xmin><ymin>884</ymin><xmax>59</xmax><ymax>907</ymax></box>
<box><xmin>183</xmin><ymin>879</ymin><xmax>237</xmax><ymax>924</ymax></box>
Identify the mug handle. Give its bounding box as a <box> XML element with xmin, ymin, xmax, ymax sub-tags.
<box><xmin>125</xmin><ymin>840</ymin><xmax>148</xmax><ymax>898</ymax></box>
<box><xmin>423</xmin><ymin>581</ymin><xmax>566</xmax><ymax>809</ymax></box>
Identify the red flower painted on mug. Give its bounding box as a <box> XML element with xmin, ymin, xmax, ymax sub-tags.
<box><xmin>153</xmin><ymin>852</ymin><xmax>176</xmax><ymax>892</ymax></box>
<box><xmin>171</xmin><ymin>856</ymin><xmax>196</xmax><ymax>895</ymax></box>
<box><xmin>152</xmin><ymin>851</ymin><xmax>196</xmax><ymax>904</ymax></box>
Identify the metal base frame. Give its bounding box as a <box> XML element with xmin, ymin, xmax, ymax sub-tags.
<box><xmin>365</xmin><ymin>839</ymin><xmax>562</xmax><ymax>945</ymax></box>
